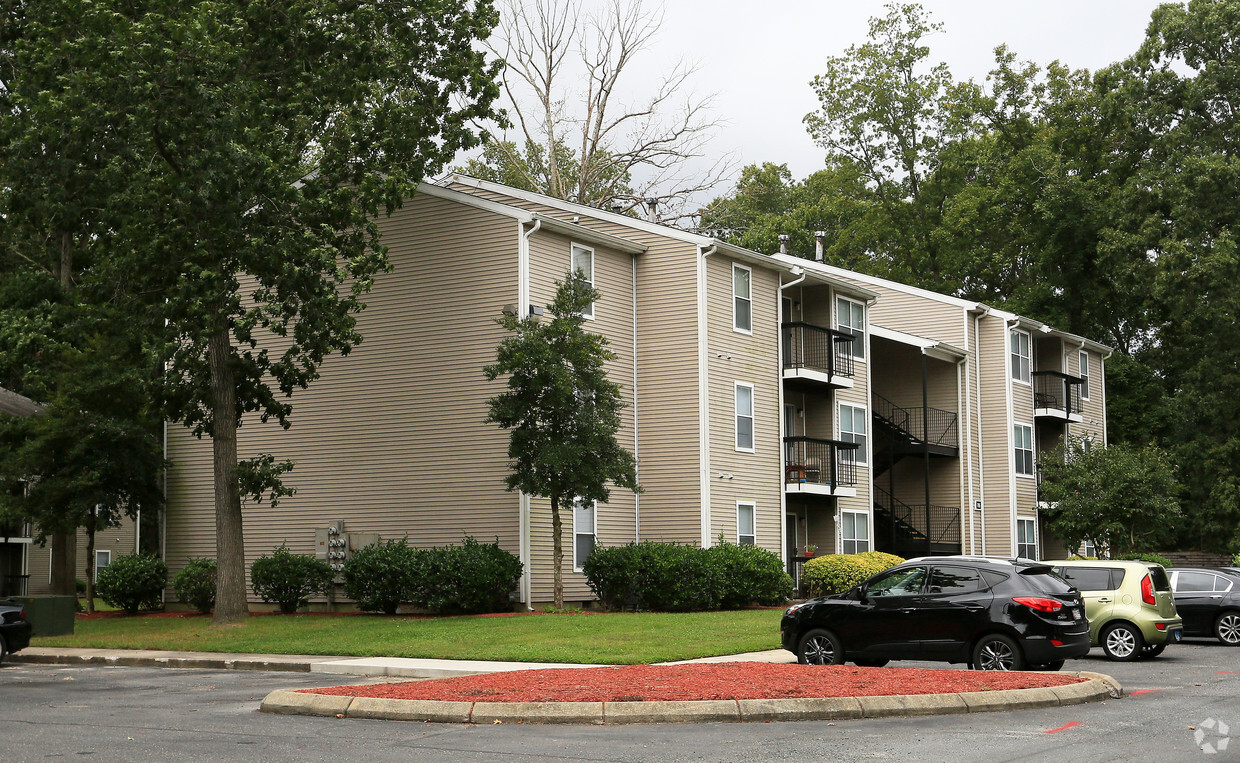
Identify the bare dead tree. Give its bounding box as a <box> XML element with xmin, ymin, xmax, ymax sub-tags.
<box><xmin>485</xmin><ymin>0</ymin><xmax>734</xmax><ymax>221</ymax></box>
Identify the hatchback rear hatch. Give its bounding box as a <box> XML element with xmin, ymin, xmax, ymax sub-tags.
<box><xmin>1146</xmin><ymin>564</ymin><xmax>1178</xmax><ymax>617</ymax></box>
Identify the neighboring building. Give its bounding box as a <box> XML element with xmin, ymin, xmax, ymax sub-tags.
<box><xmin>0</xmin><ymin>386</ymin><xmax>139</xmax><ymax>597</ymax></box>
<box><xmin>161</xmin><ymin>176</ymin><xmax>1110</xmax><ymax>608</ymax></box>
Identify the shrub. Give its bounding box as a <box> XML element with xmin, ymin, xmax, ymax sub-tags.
<box><xmin>342</xmin><ymin>538</ymin><xmax>425</xmax><ymax>615</ymax></box>
<box><xmin>706</xmin><ymin>542</ymin><xmax>794</xmax><ymax>608</ymax></box>
<box><xmin>173</xmin><ymin>558</ymin><xmax>217</xmax><ymax>614</ymax></box>
<box><xmin>1116</xmin><ymin>552</ymin><xmax>1174</xmax><ymax>568</ymax></box>
<box><xmin>250</xmin><ymin>545</ymin><xmax>334</xmax><ymax>614</ymax></box>
<box><xmin>801</xmin><ymin>551</ymin><xmax>905</xmax><ymax>597</ymax></box>
<box><xmin>75</xmin><ymin>578</ymin><xmax>86</xmax><ymax>595</ymax></box>
<box><xmin>583</xmin><ymin>540</ymin><xmax>793</xmax><ymax>612</ymax></box>
<box><xmin>415</xmin><ymin>537</ymin><xmax>522</xmax><ymax>615</ymax></box>
<box><xmin>95</xmin><ymin>554</ymin><xmax>168</xmax><ymax>613</ymax></box>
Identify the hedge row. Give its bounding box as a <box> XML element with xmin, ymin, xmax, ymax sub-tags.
<box><xmin>800</xmin><ymin>551</ymin><xmax>905</xmax><ymax>597</ymax></box>
<box><xmin>582</xmin><ymin>541</ymin><xmax>793</xmax><ymax>612</ymax></box>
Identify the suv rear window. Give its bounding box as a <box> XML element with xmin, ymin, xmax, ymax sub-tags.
<box><xmin>1024</xmin><ymin>572</ymin><xmax>1074</xmax><ymax>595</ymax></box>
<box><xmin>1147</xmin><ymin>565</ymin><xmax>1172</xmax><ymax>591</ymax></box>
<box><xmin>1055</xmin><ymin>566</ymin><xmax>1123</xmax><ymax>591</ymax></box>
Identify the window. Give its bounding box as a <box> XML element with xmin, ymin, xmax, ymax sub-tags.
<box><xmin>571</xmin><ymin>243</ymin><xmax>594</xmax><ymax>319</ymax></box>
<box><xmin>1054</xmin><ymin>566</ymin><xmax>1121</xmax><ymax>592</ymax></box>
<box><xmin>737</xmin><ymin>502</ymin><xmax>756</xmax><ymax>546</ymax></box>
<box><xmin>868</xmin><ymin>566</ymin><xmax>925</xmax><ymax>596</ymax></box>
<box><xmin>1175</xmin><ymin>571</ymin><xmax>1216</xmax><ymax>593</ymax></box>
<box><xmin>1016</xmin><ymin>518</ymin><xmax>1037</xmax><ymax>559</ymax></box>
<box><xmin>735</xmin><ymin>382</ymin><xmax>755</xmax><ymax>451</ymax></box>
<box><xmin>1081</xmin><ymin>538</ymin><xmax>1096</xmax><ymax>558</ymax></box>
<box><xmin>839</xmin><ymin>403</ymin><xmax>867</xmax><ymax>466</ymax></box>
<box><xmin>1013</xmin><ymin>423</ymin><xmax>1034</xmax><ymax>477</ymax></box>
<box><xmin>841</xmin><ymin>510</ymin><xmax>870</xmax><ymax>554</ymax></box>
<box><xmin>573</xmin><ymin>499</ymin><xmax>596</xmax><ymax>572</ymax></box>
<box><xmin>733</xmin><ymin>264</ymin><xmax>752</xmax><ymax>333</ymax></box>
<box><xmin>1079</xmin><ymin>350</ymin><xmax>1090</xmax><ymax>400</ymax></box>
<box><xmin>836</xmin><ymin>296</ymin><xmax>865</xmax><ymax>359</ymax></box>
<box><xmin>1010</xmin><ymin>329</ymin><xmax>1031</xmax><ymax>384</ymax></box>
<box><xmin>928</xmin><ymin>566</ymin><xmax>982</xmax><ymax>594</ymax></box>
<box><xmin>95</xmin><ymin>550</ymin><xmax>111</xmax><ymax>581</ymax></box>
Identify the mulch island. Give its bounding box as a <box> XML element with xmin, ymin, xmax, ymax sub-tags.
<box><xmin>302</xmin><ymin>663</ymin><xmax>1085</xmax><ymax>703</ymax></box>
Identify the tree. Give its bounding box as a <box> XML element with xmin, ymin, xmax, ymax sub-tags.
<box><xmin>1038</xmin><ymin>440</ymin><xmax>1182</xmax><ymax>557</ymax></box>
<box><xmin>477</xmin><ymin>0</ymin><xmax>732</xmax><ymax>219</ymax></box>
<box><xmin>1</xmin><ymin>0</ymin><xmax>502</xmax><ymax>623</ymax></box>
<box><xmin>484</xmin><ymin>272</ymin><xmax>640</xmax><ymax>608</ymax></box>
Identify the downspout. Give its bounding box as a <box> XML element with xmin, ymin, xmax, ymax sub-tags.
<box><xmin>518</xmin><ymin>219</ymin><xmax>539</xmax><ymax>610</ymax></box>
<box><xmin>1100</xmin><ymin>348</ymin><xmax>1113</xmax><ymax>446</ymax></box>
<box><xmin>1004</xmin><ymin>317</ymin><xmax>1019</xmax><ymax>556</ymax></box>
<box><xmin>698</xmin><ymin>245</ymin><xmax>717</xmax><ymax>548</ymax></box>
<box><xmin>777</xmin><ymin>268</ymin><xmax>806</xmax><ymax>568</ymax></box>
<box><xmin>863</xmin><ymin>296</ymin><xmax>877</xmax><ymax>555</ymax></box>
<box><xmin>921</xmin><ymin>350</ymin><xmax>931</xmax><ymax>556</ymax></box>
<box><xmin>956</xmin><ymin>353</ymin><xmax>971</xmax><ymax>554</ymax></box>
<box><xmin>975</xmin><ymin>309</ymin><xmax>988</xmax><ymax>555</ymax></box>
<box><xmin>632</xmin><ymin>253</ymin><xmax>640</xmax><ymax>542</ymax></box>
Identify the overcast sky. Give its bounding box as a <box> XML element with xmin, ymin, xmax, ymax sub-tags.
<box><xmin>476</xmin><ymin>0</ymin><xmax>1169</xmax><ymax>205</ymax></box>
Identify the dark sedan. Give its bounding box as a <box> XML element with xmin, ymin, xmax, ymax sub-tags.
<box><xmin>0</xmin><ymin>599</ymin><xmax>32</xmax><ymax>664</ymax></box>
<box><xmin>781</xmin><ymin>556</ymin><xmax>1091</xmax><ymax>670</ymax></box>
<box><xmin>1168</xmin><ymin>568</ymin><xmax>1240</xmax><ymax>645</ymax></box>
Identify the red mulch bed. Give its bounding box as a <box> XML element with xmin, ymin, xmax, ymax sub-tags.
<box><xmin>303</xmin><ymin>663</ymin><xmax>1084</xmax><ymax>703</ymax></box>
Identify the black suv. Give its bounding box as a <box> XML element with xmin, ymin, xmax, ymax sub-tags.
<box><xmin>781</xmin><ymin>556</ymin><xmax>1091</xmax><ymax>670</ymax></box>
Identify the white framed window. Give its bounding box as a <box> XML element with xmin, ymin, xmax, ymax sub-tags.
<box><xmin>737</xmin><ymin>502</ymin><xmax>756</xmax><ymax>546</ymax></box>
<box><xmin>572</xmin><ymin>499</ymin><xmax>596</xmax><ymax>572</ymax></box>
<box><xmin>842</xmin><ymin>510</ymin><xmax>870</xmax><ymax>554</ymax></box>
<box><xmin>1010</xmin><ymin>329</ymin><xmax>1031</xmax><ymax>384</ymax></box>
<box><xmin>836</xmin><ymin>295</ymin><xmax>866</xmax><ymax>359</ymax></box>
<box><xmin>1082</xmin><ymin>538</ymin><xmax>1096</xmax><ymax>558</ymax></box>
<box><xmin>1017</xmin><ymin>517</ymin><xmax>1037</xmax><ymax>559</ymax></box>
<box><xmin>1079</xmin><ymin>350</ymin><xmax>1090</xmax><ymax>400</ymax></box>
<box><xmin>95</xmin><ymin>549</ymin><xmax>112</xmax><ymax>580</ymax></box>
<box><xmin>571</xmin><ymin>243</ymin><xmax>595</xmax><ymax>319</ymax></box>
<box><xmin>1014</xmin><ymin>423</ymin><xmax>1034</xmax><ymax>477</ymax></box>
<box><xmin>733</xmin><ymin>263</ymin><xmax>752</xmax><ymax>334</ymax></box>
<box><xmin>735</xmin><ymin>382</ymin><xmax>755</xmax><ymax>452</ymax></box>
<box><xmin>839</xmin><ymin>402</ymin><xmax>868</xmax><ymax>466</ymax></box>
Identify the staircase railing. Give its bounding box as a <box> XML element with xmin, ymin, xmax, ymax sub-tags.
<box><xmin>872</xmin><ymin>394</ymin><xmax>958</xmax><ymax>449</ymax></box>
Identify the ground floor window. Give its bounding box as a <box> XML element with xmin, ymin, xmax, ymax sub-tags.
<box><xmin>573</xmin><ymin>500</ymin><xmax>596</xmax><ymax>572</ymax></box>
<box><xmin>1082</xmin><ymin>538</ymin><xmax>1097</xmax><ymax>558</ymax></box>
<box><xmin>737</xmin><ymin>502</ymin><xmax>756</xmax><ymax>546</ymax></box>
<box><xmin>1017</xmin><ymin>518</ymin><xmax>1037</xmax><ymax>559</ymax></box>
<box><xmin>95</xmin><ymin>549</ymin><xmax>111</xmax><ymax>581</ymax></box>
<box><xmin>841</xmin><ymin>510</ymin><xmax>870</xmax><ymax>554</ymax></box>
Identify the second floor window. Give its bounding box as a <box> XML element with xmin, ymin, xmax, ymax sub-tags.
<box><xmin>1014</xmin><ymin>423</ymin><xmax>1034</xmax><ymax>476</ymax></box>
<box><xmin>836</xmin><ymin>296</ymin><xmax>865</xmax><ymax>359</ymax></box>
<box><xmin>733</xmin><ymin>264</ymin><xmax>752</xmax><ymax>333</ymax></box>
<box><xmin>840</xmin><ymin>402</ymin><xmax>867</xmax><ymax>465</ymax></box>
<box><xmin>571</xmin><ymin>244</ymin><xmax>594</xmax><ymax>319</ymax></box>
<box><xmin>1079</xmin><ymin>350</ymin><xmax>1090</xmax><ymax>400</ymax></box>
<box><xmin>735</xmin><ymin>382</ymin><xmax>755</xmax><ymax>451</ymax></box>
<box><xmin>1011</xmin><ymin>329</ymin><xmax>1031</xmax><ymax>384</ymax></box>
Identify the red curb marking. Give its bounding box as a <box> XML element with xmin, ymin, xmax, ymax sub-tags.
<box><xmin>1217</xmin><ymin>671</ymin><xmax>1239</xmax><ymax>675</ymax></box>
<box><xmin>1129</xmin><ymin>689</ymin><xmax>1160</xmax><ymax>695</ymax></box>
<box><xmin>1045</xmin><ymin>722</ymin><xmax>1082</xmax><ymax>734</ymax></box>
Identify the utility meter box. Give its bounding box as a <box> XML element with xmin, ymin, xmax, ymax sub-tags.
<box><xmin>12</xmin><ymin>595</ymin><xmax>76</xmax><ymax>637</ymax></box>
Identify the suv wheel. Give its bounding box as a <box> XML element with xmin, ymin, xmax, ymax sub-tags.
<box><xmin>972</xmin><ymin>634</ymin><xmax>1025</xmax><ymax>671</ymax></box>
<box><xmin>797</xmin><ymin>628</ymin><xmax>845</xmax><ymax>665</ymax></box>
<box><xmin>1216</xmin><ymin>612</ymin><xmax>1240</xmax><ymax>645</ymax></box>
<box><xmin>1029</xmin><ymin>660</ymin><xmax>1065</xmax><ymax>671</ymax></box>
<box><xmin>1101</xmin><ymin>622</ymin><xmax>1144</xmax><ymax>660</ymax></box>
<box><xmin>0</xmin><ymin>633</ymin><xmax>7</xmax><ymax>665</ymax></box>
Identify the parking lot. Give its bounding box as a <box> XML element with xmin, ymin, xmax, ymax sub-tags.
<box><xmin>2</xmin><ymin>638</ymin><xmax>1238</xmax><ymax>762</ymax></box>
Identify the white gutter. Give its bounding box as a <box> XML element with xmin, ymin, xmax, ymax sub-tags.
<box><xmin>776</xmin><ymin>267</ymin><xmax>805</xmax><ymax>566</ymax></box>
<box><xmin>518</xmin><ymin>219</ymin><xmax>539</xmax><ymax>610</ymax></box>
<box><xmin>632</xmin><ymin>253</ymin><xmax>641</xmax><ymax>542</ymax></box>
<box><xmin>698</xmin><ymin>245</ymin><xmax>716</xmax><ymax>547</ymax></box>
<box><xmin>975</xmin><ymin>309</ymin><xmax>988</xmax><ymax>555</ymax></box>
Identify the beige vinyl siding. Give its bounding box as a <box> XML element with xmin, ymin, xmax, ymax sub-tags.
<box><xmin>706</xmin><ymin>256</ymin><xmax>783</xmax><ymax>553</ymax></box>
<box><xmin>165</xmin><ymin>192</ymin><xmax>523</xmax><ymax>604</ymax></box>
<box><xmin>1068</xmin><ymin>349</ymin><xmax>1107</xmax><ymax>444</ymax></box>
<box><xmin>25</xmin><ymin>541</ymin><xmax>50</xmax><ymax>594</ymax></box>
<box><xmin>24</xmin><ymin>516</ymin><xmax>137</xmax><ymax>595</ymax></box>
<box><xmin>841</xmin><ymin>281</ymin><xmax>966</xmax><ymax>348</ymax></box>
<box><xmin>977</xmin><ymin>316</ymin><xmax>1015</xmax><ymax>556</ymax></box>
<box><xmin>525</xmin><ymin>228</ymin><xmax>637</xmax><ymax>603</ymax></box>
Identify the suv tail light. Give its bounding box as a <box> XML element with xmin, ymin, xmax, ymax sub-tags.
<box><xmin>1141</xmin><ymin>574</ymin><xmax>1156</xmax><ymax>606</ymax></box>
<box><xmin>1013</xmin><ymin>596</ymin><xmax>1063</xmax><ymax>613</ymax></box>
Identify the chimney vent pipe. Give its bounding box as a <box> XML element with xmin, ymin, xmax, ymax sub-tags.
<box><xmin>778</xmin><ymin>234</ymin><xmax>790</xmax><ymax>255</ymax></box>
<box><xmin>814</xmin><ymin>231</ymin><xmax>826</xmax><ymax>262</ymax></box>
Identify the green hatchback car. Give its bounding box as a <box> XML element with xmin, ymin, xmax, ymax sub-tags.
<box><xmin>1046</xmin><ymin>560</ymin><xmax>1184</xmax><ymax>660</ymax></box>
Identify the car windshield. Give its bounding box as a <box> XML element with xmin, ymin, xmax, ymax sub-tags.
<box><xmin>867</xmin><ymin>567</ymin><xmax>926</xmax><ymax>596</ymax></box>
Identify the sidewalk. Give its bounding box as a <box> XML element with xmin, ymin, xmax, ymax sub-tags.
<box><xmin>9</xmin><ymin>646</ymin><xmax>796</xmax><ymax>678</ymax></box>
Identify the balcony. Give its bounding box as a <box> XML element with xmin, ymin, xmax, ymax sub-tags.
<box><xmin>1032</xmin><ymin>371</ymin><xmax>1083</xmax><ymax>422</ymax></box>
<box><xmin>0</xmin><ymin>520</ymin><xmax>32</xmax><ymax>543</ymax></box>
<box><xmin>782</xmin><ymin>323</ymin><xmax>856</xmax><ymax>389</ymax></box>
<box><xmin>784</xmin><ymin>437</ymin><xmax>859</xmax><ymax>497</ymax></box>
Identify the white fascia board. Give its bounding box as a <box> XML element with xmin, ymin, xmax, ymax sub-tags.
<box><xmin>773</xmin><ymin>254</ymin><xmax>978</xmax><ymax>310</ymax></box>
<box><xmin>870</xmin><ymin>324</ymin><xmax>967</xmax><ymax>362</ymax></box>
<box><xmin>443</xmin><ymin>174</ymin><xmax>792</xmax><ymax>272</ymax></box>
<box><xmin>1002</xmin><ymin>313</ymin><xmax>1113</xmax><ymax>355</ymax></box>
<box><xmin>415</xmin><ymin>181</ymin><xmax>533</xmax><ymax>222</ymax></box>
<box><xmin>532</xmin><ymin>214</ymin><xmax>648</xmax><ymax>255</ymax></box>
<box><xmin>769</xmin><ymin>255</ymin><xmax>879</xmax><ymax>300</ymax></box>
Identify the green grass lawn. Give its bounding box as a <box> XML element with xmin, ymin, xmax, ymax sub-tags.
<box><xmin>32</xmin><ymin>609</ymin><xmax>786</xmax><ymax>664</ymax></box>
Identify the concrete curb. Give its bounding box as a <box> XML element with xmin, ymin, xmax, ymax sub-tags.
<box><xmin>260</xmin><ymin>671</ymin><xmax>1122</xmax><ymax>725</ymax></box>
<box><xmin>11</xmin><ymin>648</ymin><xmax>328</xmax><ymax>672</ymax></box>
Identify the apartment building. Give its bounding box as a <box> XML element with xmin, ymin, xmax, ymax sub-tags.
<box><xmin>773</xmin><ymin>253</ymin><xmax>1111</xmax><ymax>561</ymax></box>
<box><xmin>157</xmin><ymin>176</ymin><xmax>1109</xmax><ymax>607</ymax></box>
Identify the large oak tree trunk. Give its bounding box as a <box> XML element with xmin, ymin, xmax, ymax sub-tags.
<box><xmin>49</xmin><ymin>533</ymin><xmax>77</xmax><ymax>597</ymax></box>
<box><xmin>551</xmin><ymin>495</ymin><xmax>563</xmax><ymax>610</ymax></box>
<box><xmin>208</xmin><ymin>327</ymin><xmax>248</xmax><ymax>625</ymax></box>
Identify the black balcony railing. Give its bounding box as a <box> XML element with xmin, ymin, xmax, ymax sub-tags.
<box><xmin>873</xmin><ymin>487</ymin><xmax>962</xmax><ymax>557</ymax></box>
<box><xmin>872</xmin><ymin>394</ymin><xmax>958</xmax><ymax>449</ymax></box>
<box><xmin>0</xmin><ymin>520</ymin><xmax>31</xmax><ymax>541</ymax></box>
<box><xmin>783</xmin><ymin>437</ymin><xmax>859</xmax><ymax>488</ymax></box>
<box><xmin>1033</xmin><ymin>371</ymin><xmax>1083</xmax><ymax>417</ymax></box>
<box><xmin>782</xmin><ymin>323</ymin><xmax>856</xmax><ymax>379</ymax></box>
